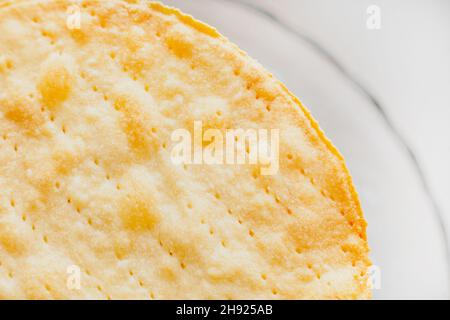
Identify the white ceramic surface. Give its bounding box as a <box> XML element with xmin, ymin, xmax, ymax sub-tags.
<box><xmin>163</xmin><ymin>0</ymin><xmax>450</xmax><ymax>299</ymax></box>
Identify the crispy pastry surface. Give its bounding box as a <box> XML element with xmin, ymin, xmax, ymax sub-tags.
<box><xmin>0</xmin><ymin>0</ymin><xmax>371</xmax><ymax>299</ymax></box>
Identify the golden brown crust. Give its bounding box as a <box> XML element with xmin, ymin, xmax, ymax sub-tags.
<box><xmin>0</xmin><ymin>0</ymin><xmax>370</xmax><ymax>299</ymax></box>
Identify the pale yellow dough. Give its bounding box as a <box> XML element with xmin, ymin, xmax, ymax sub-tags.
<box><xmin>0</xmin><ymin>0</ymin><xmax>371</xmax><ymax>299</ymax></box>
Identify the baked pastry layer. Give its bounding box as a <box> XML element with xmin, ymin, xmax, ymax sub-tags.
<box><xmin>0</xmin><ymin>0</ymin><xmax>370</xmax><ymax>299</ymax></box>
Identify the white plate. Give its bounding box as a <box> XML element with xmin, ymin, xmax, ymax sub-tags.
<box><xmin>164</xmin><ymin>0</ymin><xmax>450</xmax><ymax>299</ymax></box>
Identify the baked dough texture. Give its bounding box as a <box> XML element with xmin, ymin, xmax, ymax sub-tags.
<box><xmin>0</xmin><ymin>0</ymin><xmax>371</xmax><ymax>299</ymax></box>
